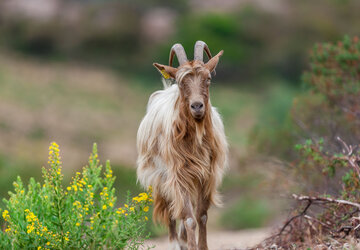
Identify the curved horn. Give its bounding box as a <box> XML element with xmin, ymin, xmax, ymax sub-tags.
<box><xmin>194</xmin><ymin>40</ymin><xmax>212</xmax><ymax>62</ymax></box>
<box><xmin>169</xmin><ymin>43</ymin><xmax>188</xmax><ymax>67</ymax></box>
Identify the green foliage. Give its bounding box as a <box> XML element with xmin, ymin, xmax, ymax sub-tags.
<box><xmin>283</xmin><ymin>35</ymin><xmax>360</xmax><ymax>191</ymax></box>
<box><xmin>294</xmin><ymin>35</ymin><xmax>360</xmax><ymax>143</ymax></box>
<box><xmin>0</xmin><ymin>142</ymin><xmax>152</xmax><ymax>249</ymax></box>
<box><xmin>254</xmin><ymin>35</ymin><xmax>360</xmax><ymax>161</ymax></box>
<box><xmin>295</xmin><ymin>137</ymin><xmax>360</xmax><ymax>200</ymax></box>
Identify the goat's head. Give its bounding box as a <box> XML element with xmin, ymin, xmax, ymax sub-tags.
<box><xmin>153</xmin><ymin>41</ymin><xmax>223</xmax><ymax>121</ymax></box>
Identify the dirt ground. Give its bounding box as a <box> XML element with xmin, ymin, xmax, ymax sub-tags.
<box><xmin>144</xmin><ymin>228</ymin><xmax>271</xmax><ymax>250</ymax></box>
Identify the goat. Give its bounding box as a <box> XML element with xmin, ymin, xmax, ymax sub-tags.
<box><xmin>137</xmin><ymin>41</ymin><xmax>228</xmax><ymax>250</ymax></box>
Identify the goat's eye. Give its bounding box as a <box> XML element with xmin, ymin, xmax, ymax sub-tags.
<box><xmin>206</xmin><ymin>78</ymin><xmax>211</xmax><ymax>85</ymax></box>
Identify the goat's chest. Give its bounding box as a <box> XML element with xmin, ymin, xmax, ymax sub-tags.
<box><xmin>175</xmin><ymin>139</ymin><xmax>214</xmax><ymax>180</ymax></box>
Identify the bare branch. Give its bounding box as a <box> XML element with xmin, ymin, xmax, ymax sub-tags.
<box><xmin>278</xmin><ymin>200</ymin><xmax>312</xmax><ymax>236</ymax></box>
<box><xmin>337</xmin><ymin>136</ymin><xmax>352</xmax><ymax>155</ymax></box>
<box><xmin>292</xmin><ymin>194</ymin><xmax>360</xmax><ymax>210</ymax></box>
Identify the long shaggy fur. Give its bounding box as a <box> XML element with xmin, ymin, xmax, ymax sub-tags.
<box><xmin>137</xmin><ymin>69</ymin><xmax>228</xmax><ymax>224</ymax></box>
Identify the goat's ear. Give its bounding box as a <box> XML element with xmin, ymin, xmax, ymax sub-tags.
<box><xmin>153</xmin><ymin>63</ymin><xmax>177</xmax><ymax>79</ymax></box>
<box><xmin>205</xmin><ymin>50</ymin><xmax>223</xmax><ymax>74</ymax></box>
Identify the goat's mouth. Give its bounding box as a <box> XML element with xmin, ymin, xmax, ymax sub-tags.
<box><xmin>191</xmin><ymin>111</ymin><xmax>205</xmax><ymax>121</ymax></box>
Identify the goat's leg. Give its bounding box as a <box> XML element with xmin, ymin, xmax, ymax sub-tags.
<box><xmin>178</xmin><ymin>220</ymin><xmax>187</xmax><ymax>250</ymax></box>
<box><xmin>182</xmin><ymin>198</ymin><xmax>197</xmax><ymax>250</ymax></box>
<box><xmin>196</xmin><ymin>197</ymin><xmax>210</xmax><ymax>250</ymax></box>
<box><xmin>168</xmin><ymin>218</ymin><xmax>181</xmax><ymax>250</ymax></box>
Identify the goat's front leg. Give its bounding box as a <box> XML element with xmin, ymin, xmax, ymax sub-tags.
<box><xmin>168</xmin><ymin>218</ymin><xmax>181</xmax><ymax>250</ymax></box>
<box><xmin>196</xmin><ymin>197</ymin><xmax>210</xmax><ymax>250</ymax></box>
<box><xmin>178</xmin><ymin>219</ymin><xmax>188</xmax><ymax>250</ymax></box>
<box><xmin>182</xmin><ymin>198</ymin><xmax>197</xmax><ymax>250</ymax></box>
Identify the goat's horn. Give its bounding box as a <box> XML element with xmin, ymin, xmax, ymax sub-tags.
<box><xmin>194</xmin><ymin>40</ymin><xmax>212</xmax><ymax>62</ymax></box>
<box><xmin>169</xmin><ymin>43</ymin><xmax>188</xmax><ymax>67</ymax></box>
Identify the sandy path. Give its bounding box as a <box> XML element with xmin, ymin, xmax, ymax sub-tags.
<box><xmin>144</xmin><ymin>228</ymin><xmax>271</xmax><ymax>250</ymax></box>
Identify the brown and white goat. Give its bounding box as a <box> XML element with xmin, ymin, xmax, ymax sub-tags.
<box><xmin>137</xmin><ymin>41</ymin><xmax>228</xmax><ymax>250</ymax></box>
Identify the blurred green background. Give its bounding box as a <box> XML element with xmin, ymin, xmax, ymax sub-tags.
<box><xmin>0</xmin><ymin>0</ymin><xmax>359</xmax><ymax>235</ymax></box>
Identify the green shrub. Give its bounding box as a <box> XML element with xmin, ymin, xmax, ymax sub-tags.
<box><xmin>294</xmin><ymin>35</ymin><xmax>360</xmax><ymax>143</ymax></box>
<box><xmin>0</xmin><ymin>142</ymin><xmax>152</xmax><ymax>249</ymax></box>
<box><xmin>253</xmin><ymin>35</ymin><xmax>360</xmax><ymax>160</ymax></box>
<box><xmin>261</xmin><ymin>35</ymin><xmax>360</xmax><ymax>248</ymax></box>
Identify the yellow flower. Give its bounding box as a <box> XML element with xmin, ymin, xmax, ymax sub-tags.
<box><xmin>145</xmin><ymin>216</ymin><xmax>148</xmax><ymax>221</ymax></box>
<box><xmin>133</xmin><ymin>197</ymin><xmax>139</xmax><ymax>202</ymax></box>
<box><xmin>102</xmin><ymin>205</ymin><xmax>107</xmax><ymax>210</ymax></box>
<box><xmin>46</xmin><ymin>242</ymin><xmax>50</xmax><ymax>246</ymax></box>
<box><xmin>109</xmin><ymin>202</ymin><xmax>114</xmax><ymax>207</ymax></box>
<box><xmin>26</xmin><ymin>224</ymin><xmax>35</xmax><ymax>234</ymax></box>
<box><xmin>143</xmin><ymin>206</ymin><xmax>149</xmax><ymax>212</ymax></box>
<box><xmin>130</xmin><ymin>207</ymin><xmax>134</xmax><ymax>212</ymax></box>
<box><xmin>76</xmin><ymin>222</ymin><xmax>80</xmax><ymax>226</ymax></box>
<box><xmin>2</xmin><ymin>210</ymin><xmax>9</xmax><ymax>221</ymax></box>
<box><xmin>139</xmin><ymin>192</ymin><xmax>147</xmax><ymax>198</ymax></box>
<box><xmin>67</xmin><ymin>187</ymin><xmax>71</xmax><ymax>191</ymax></box>
<box><xmin>124</xmin><ymin>204</ymin><xmax>128</xmax><ymax>208</ymax></box>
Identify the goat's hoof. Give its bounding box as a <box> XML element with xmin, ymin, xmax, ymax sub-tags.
<box><xmin>179</xmin><ymin>238</ymin><xmax>187</xmax><ymax>250</ymax></box>
<box><xmin>169</xmin><ymin>240</ymin><xmax>181</xmax><ymax>250</ymax></box>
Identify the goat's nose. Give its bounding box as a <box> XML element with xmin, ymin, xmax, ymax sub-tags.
<box><xmin>191</xmin><ymin>102</ymin><xmax>204</xmax><ymax>112</ymax></box>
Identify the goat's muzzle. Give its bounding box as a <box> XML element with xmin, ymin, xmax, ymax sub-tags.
<box><xmin>190</xmin><ymin>102</ymin><xmax>205</xmax><ymax>120</ymax></box>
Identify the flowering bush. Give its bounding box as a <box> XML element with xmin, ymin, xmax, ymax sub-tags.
<box><xmin>0</xmin><ymin>142</ymin><xmax>152</xmax><ymax>249</ymax></box>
